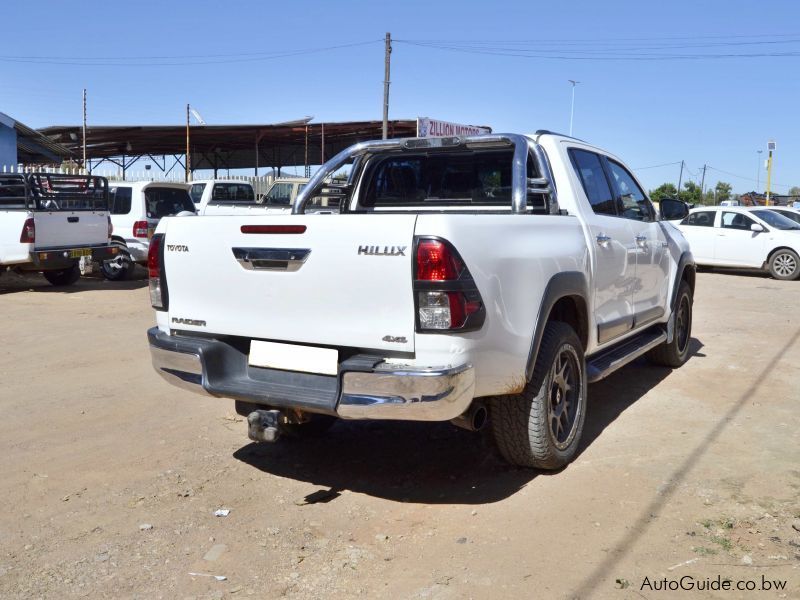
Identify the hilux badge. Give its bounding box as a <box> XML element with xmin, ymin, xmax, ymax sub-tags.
<box><xmin>358</xmin><ymin>245</ymin><xmax>406</xmax><ymax>256</ymax></box>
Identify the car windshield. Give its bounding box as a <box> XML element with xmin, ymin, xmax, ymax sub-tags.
<box><xmin>751</xmin><ymin>210</ymin><xmax>800</xmax><ymax>230</ymax></box>
<box><xmin>144</xmin><ymin>187</ymin><xmax>196</xmax><ymax>218</ymax></box>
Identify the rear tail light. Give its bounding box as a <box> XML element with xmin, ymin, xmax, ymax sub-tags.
<box><xmin>414</xmin><ymin>238</ymin><xmax>484</xmax><ymax>332</ymax></box>
<box><xmin>133</xmin><ymin>220</ymin><xmax>149</xmax><ymax>238</ymax></box>
<box><xmin>20</xmin><ymin>218</ymin><xmax>35</xmax><ymax>243</ymax></box>
<box><xmin>107</xmin><ymin>216</ymin><xmax>113</xmax><ymax>238</ymax></box>
<box><xmin>148</xmin><ymin>233</ymin><xmax>168</xmax><ymax>310</ymax></box>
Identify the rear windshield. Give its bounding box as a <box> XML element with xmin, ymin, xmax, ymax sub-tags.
<box><xmin>211</xmin><ymin>183</ymin><xmax>255</xmax><ymax>203</ymax></box>
<box><xmin>144</xmin><ymin>187</ymin><xmax>195</xmax><ymax>218</ymax></box>
<box><xmin>190</xmin><ymin>183</ymin><xmax>207</xmax><ymax>204</ymax></box>
<box><xmin>110</xmin><ymin>187</ymin><xmax>133</xmax><ymax>214</ymax></box>
<box><xmin>0</xmin><ymin>175</ymin><xmax>27</xmax><ymax>209</ymax></box>
<box><xmin>360</xmin><ymin>150</ymin><xmax>543</xmax><ymax>210</ymax></box>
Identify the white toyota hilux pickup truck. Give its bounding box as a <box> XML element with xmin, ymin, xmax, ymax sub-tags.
<box><xmin>1</xmin><ymin>173</ymin><xmax>117</xmax><ymax>286</ymax></box>
<box><xmin>147</xmin><ymin>132</ymin><xmax>695</xmax><ymax>469</ymax></box>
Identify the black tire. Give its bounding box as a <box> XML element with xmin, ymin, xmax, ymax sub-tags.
<box><xmin>768</xmin><ymin>248</ymin><xmax>800</xmax><ymax>281</ymax></box>
<box><xmin>646</xmin><ymin>280</ymin><xmax>693</xmax><ymax>368</ymax></box>
<box><xmin>42</xmin><ymin>263</ymin><xmax>81</xmax><ymax>286</ymax></box>
<box><xmin>100</xmin><ymin>244</ymin><xmax>134</xmax><ymax>281</ymax></box>
<box><xmin>491</xmin><ymin>321</ymin><xmax>587</xmax><ymax>470</ymax></box>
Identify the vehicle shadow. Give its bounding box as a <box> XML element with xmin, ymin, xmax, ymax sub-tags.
<box><xmin>0</xmin><ymin>270</ymin><xmax>147</xmax><ymax>294</ymax></box>
<box><xmin>233</xmin><ymin>338</ymin><xmax>704</xmax><ymax>505</ymax></box>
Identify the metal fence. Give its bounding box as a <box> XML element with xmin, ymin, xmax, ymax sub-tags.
<box><xmin>1</xmin><ymin>165</ymin><xmax>277</xmax><ymax>198</ymax></box>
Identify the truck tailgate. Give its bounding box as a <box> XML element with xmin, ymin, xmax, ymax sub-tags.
<box><xmin>34</xmin><ymin>211</ymin><xmax>109</xmax><ymax>249</ymax></box>
<box><xmin>162</xmin><ymin>214</ymin><xmax>417</xmax><ymax>353</ymax></box>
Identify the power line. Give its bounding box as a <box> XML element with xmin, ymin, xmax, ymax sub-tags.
<box><xmin>706</xmin><ymin>166</ymin><xmax>792</xmax><ymax>190</ymax></box>
<box><xmin>633</xmin><ymin>161</ymin><xmax>683</xmax><ymax>170</ymax></box>
<box><xmin>0</xmin><ymin>40</ymin><xmax>381</xmax><ymax>66</ymax></box>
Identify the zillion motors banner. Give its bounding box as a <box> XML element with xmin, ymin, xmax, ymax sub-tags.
<box><xmin>416</xmin><ymin>117</ymin><xmax>491</xmax><ymax>138</ymax></box>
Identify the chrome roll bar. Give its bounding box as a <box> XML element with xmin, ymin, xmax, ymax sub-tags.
<box><xmin>292</xmin><ymin>133</ymin><xmax>558</xmax><ymax>215</ymax></box>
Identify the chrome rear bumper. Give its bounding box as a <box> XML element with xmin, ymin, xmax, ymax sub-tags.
<box><xmin>147</xmin><ymin>327</ymin><xmax>474</xmax><ymax>422</ymax></box>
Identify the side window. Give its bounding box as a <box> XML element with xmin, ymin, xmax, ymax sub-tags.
<box><xmin>776</xmin><ymin>210</ymin><xmax>800</xmax><ymax>224</ymax></box>
<box><xmin>211</xmin><ymin>183</ymin><xmax>255</xmax><ymax>203</ymax></box>
<box><xmin>721</xmin><ymin>211</ymin><xmax>755</xmax><ymax>231</ymax></box>
<box><xmin>606</xmin><ymin>160</ymin><xmax>654</xmax><ymax>222</ymax></box>
<box><xmin>190</xmin><ymin>183</ymin><xmax>206</xmax><ymax>204</ymax></box>
<box><xmin>681</xmin><ymin>211</ymin><xmax>716</xmax><ymax>227</ymax></box>
<box><xmin>568</xmin><ymin>149</ymin><xmax>616</xmax><ymax>216</ymax></box>
<box><xmin>266</xmin><ymin>183</ymin><xmax>294</xmax><ymax>205</ymax></box>
<box><xmin>110</xmin><ymin>187</ymin><xmax>132</xmax><ymax>215</ymax></box>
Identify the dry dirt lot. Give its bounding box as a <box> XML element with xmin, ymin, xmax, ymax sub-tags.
<box><xmin>0</xmin><ymin>268</ymin><xmax>798</xmax><ymax>599</ymax></box>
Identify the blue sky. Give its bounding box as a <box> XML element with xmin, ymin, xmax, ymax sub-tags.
<box><xmin>1</xmin><ymin>0</ymin><xmax>798</xmax><ymax>194</ymax></box>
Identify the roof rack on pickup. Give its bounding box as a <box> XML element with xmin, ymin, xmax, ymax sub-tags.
<box><xmin>0</xmin><ymin>173</ymin><xmax>109</xmax><ymax>211</ymax></box>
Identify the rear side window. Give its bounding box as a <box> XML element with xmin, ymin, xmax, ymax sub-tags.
<box><xmin>681</xmin><ymin>211</ymin><xmax>715</xmax><ymax>227</ymax></box>
<box><xmin>190</xmin><ymin>183</ymin><xmax>206</xmax><ymax>204</ymax></box>
<box><xmin>144</xmin><ymin>187</ymin><xmax>195</xmax><ymax>218</ymax></box>
<box><xmin>110</xmin><ymin>187</ymin><xmax>132</xmax><ymax>215</ymax></box>
<box><xmin>361</xmin><ymin>150</ymin><xmax>545</xmax><ymax>210</ymax></box>
<box><xmin>265</xmin><ymin>182</ymin><xmax>294</xmax><ymax>205</ymax></box>
<box><xmin>569</xmin><ymin>149</ymin><xmax>616</xmax><ymax>216</ymax></box>
<box><xmin>211</xmin><ymin>183</ymin><xmax>255</xmax><ymax>203</ymax></box>
<box><xmin>774</xmin><ymin>210</ymin><xmax>800</xmax><ymax>225</ymax></box>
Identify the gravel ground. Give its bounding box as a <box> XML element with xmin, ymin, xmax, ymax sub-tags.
<box><xmin>0</xmin><ymin>268</ymin><xmax>798</xmax><ymax>599</ymax></box>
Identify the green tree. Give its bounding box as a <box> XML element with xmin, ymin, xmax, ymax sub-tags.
<box><xmin>649</xmin><ymin>182</ymin><xmax>678</xmax><ymax>201</ymax></box>
<box><xmin>714</xmin><ymin>181</ymin><xmax>732</xmax><ymax>203</ymax></box>
<box><xmin>788</xmin><ymin>186</ymin><xmax>800</xmax><ymax>197</ymax></box>
<box><xmin>681</xmin><ymin>181</ymin><xmax>702</xmax><ymax>205</ymax></box>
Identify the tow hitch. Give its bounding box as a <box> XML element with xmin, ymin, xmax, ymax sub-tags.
<box><xmin>247</xmin><ymin>409</ymin><xmax>283</xmax><ymax>443</ymax></box>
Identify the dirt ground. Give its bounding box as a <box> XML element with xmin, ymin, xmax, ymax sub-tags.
<box><xmin>0</xmin><ymin>267</ymin><xmax>798</xmax><ymax>599</ymax></box>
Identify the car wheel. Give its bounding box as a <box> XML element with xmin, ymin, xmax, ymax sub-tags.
<box><xmin>42</xmin><ymin>263</ymin><xmax>81</xmax><ymax>286</ymax></box>
<box><xmin>101</xmin><ymin>245</ymin><xmax>134</xmax><ymax>281</ymax></box>
<box><xmin>768</xmin><ymin>249</ymin><xmax>800</xmax><ymax>281</ymax></box>
<box><xmin>646</xmin><ymin>280</ymin><xmax>693</xmax><ymax>368</ymax></box>
<box><xmin>491</xmin><ymin>321</ymin><xmax>587</xmax><ymax>469</ymax></box>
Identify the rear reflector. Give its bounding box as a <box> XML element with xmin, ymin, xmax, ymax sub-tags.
<box><xmin>241</xmin><ymin>225</ymin><xmax>307</xmax><ymax>234</ymax></box>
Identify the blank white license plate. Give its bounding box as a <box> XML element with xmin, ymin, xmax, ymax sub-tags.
<box><xmin>248</xmin><ymin>340</ymin><xmax>338</xmax><ymax>376</ymax></box>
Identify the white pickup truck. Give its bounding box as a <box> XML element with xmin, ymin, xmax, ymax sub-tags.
<box><xmin>1</xmin><ymin>173</ymin><xmax>116</xmax><ymax>286</ymax></box>
<box><xmin>147</xmin><ymin>132</ymin><xmax>695</xmax><ymax>469</ymax></box>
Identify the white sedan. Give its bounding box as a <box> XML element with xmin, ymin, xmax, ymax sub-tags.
<box><xmin>675</xmin><ymin>206</ymin><xmax>800</xmax><ymax>280</ymax></box>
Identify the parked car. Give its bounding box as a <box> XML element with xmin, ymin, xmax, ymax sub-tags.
<box><xmin>103</xmin><ymin>181</ymin><xmax>195</xmax><ymax>280</ymax></box>
<box><xmin>676</xmin><ymin>206</ymin><xmax>800</xmax><ymax>280</ymax></box>
<box><xmin>747</xmin><ymin>205</ymin><xmax>800</xmax><ymax>225</ymax></box>
<box><xmin>146</xmin><ymin>132</ymin><xmax>695</xmax><ymax>470</ymax></box>
<box><xmin>190</xmin><ymin>179</ymin><xmax>258</xmax><ymax>215</ymax></box>
<box><xmin>0</xmin><ymin>173</ymin><xmax>116</xmax><ymax>286</ymax></box>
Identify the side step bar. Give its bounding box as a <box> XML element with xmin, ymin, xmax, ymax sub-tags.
<box><xmin>587</xmin><ymin>327</ymin><xmax>667</xmax><ymax>383</ymax></box>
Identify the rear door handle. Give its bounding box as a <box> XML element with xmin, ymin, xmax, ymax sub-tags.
<box><xmin>596</xmin><ymin>234</ymin><xmax>612</xmax><ymax>247</ymax></box>
<box><xmin>232</xmin><ymin>247</ymin><xmax>310</xmax><ymax>271</ymax></box>
<box><xmin>635</xmin><ymin>234</ymin><xmax>648</xmax><ymax>248</ymax></box>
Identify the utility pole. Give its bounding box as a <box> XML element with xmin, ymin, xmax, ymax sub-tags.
<box><xmin>676</xmin><ymin>160</ymin><xmax>684</xmax><ymax>201</ymax></box>
<box><xmin>382</xmin><ymin>32</ymin><xmax>392</xmax><ymax>140</ymax></box>
<box><xmin>568</xmin><ymin>80</ymin><xmax>580</xmax><ymax>136</ymax></box>
<box><xmin>82</xmin><ymin>89</ymin><xmax>87</xmax><ymax>173</ymax></box>
<box><xmin>185</xmin><ymin>104</ymin><xmax>191</xmax><ymax>182</ymax></box>
<box><xmin>699</xmin><ymin>164</ymin><xmax>707</xmax><ymax>204</ymax></box>
<box><xmin>766</xmin><ymin>140</ymin><xmax>775</xmax><ymax>205</ymax></box>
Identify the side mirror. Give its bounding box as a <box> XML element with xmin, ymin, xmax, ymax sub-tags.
<box><xmin>659</xmin><ymin>198</ymin><xmax>689</xmax><ymax>221</ymax></box>
<box><xmin>750</xmin><ymin>223</ymin><xmax>765</xmax><ymax>232</ymax></box>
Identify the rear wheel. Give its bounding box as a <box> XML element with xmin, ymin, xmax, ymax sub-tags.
<box><xmin>646</xmin><ymin>280</ymin><xmax>693</xmax><ymax>367</ymax></box>
<box><xmin>101</xmin><ymin>244</ymin><xmax>134</xmax><ymax>281</ymax></box>
<box><xmin>43</xmin><ymin>263</ymin><xmax>81</xmax><ymax>286</ymax></box>
<box><xmin>491</xmin><ymin>321</ymin><xmax>587</xmax><ymax>469</ymax></box>
<box><xmin>768</xmin><ymin>249</ymin><xmax>800</xmax><ymax>280</ymax></box>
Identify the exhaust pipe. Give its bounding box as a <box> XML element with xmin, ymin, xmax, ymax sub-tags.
<box><xmin>451</xmin><ymin>402</ymin><xmax>488</xmax><ymax>432</ymax></box>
